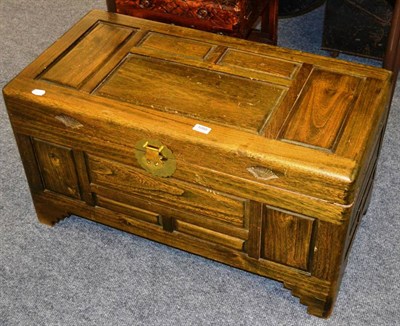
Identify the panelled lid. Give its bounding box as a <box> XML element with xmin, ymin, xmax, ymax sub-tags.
<box><xmin>3</xmin><ymin>10</ymin><xmax>392</xmax><ymax>207</ymax></box>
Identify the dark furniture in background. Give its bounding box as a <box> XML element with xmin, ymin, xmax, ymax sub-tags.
<box><xmin>384</xmin><ymin>0</ymin><xmax>400</xmax><ymax>82</ymax></box>
<box><xmin>106</xmin><ymin>0</ymin><xmax>279</xmax><ymax>44</ymax></box>
<box><xmin>322</xmin><ymin>0</ymin><xmax>393</xmax><ymax>60</ymax></box>
<box><xmin>278</xmin><ymin>0</ymin><xmax>326</xmax><ymax>17</ymax></box>
<box><xmin>322</xmin><ymin>0</ymin><xmax>400</xmax><ymax>83</ymax></box>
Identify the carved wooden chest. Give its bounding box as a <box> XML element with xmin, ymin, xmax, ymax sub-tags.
<box><xmin>3</xmin><ymin>10</ymin><xmax>392</xmax><ymax>318</ymax></box>
<box><xmin>106</xmin><ymin>0</ymin><xmax>266</xmax><ymax>38</ymax></box>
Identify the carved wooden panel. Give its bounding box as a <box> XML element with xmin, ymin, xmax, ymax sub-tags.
<box><xmin>311</xmin><ymin>220</ymin><xmax>350</xmax><ymax>281</ymax></box>
<box><xmin>96</xmin><ymin>195</ymin><xmax>160</xmax><ymax>225</ymax></box>
<box><xmin>280</xmin><ymin>69</ymin><xmax>363</xmax><ymax>151</ymax></box>
<box><xmin>137</xmin><ymin>32</ymin><xmax>215</xmax><ymax>60</ymax></box>
<box><xmin>96</xmin><ymin>54</ymin><xmax>285</xmax><ymax>133</ymax></box>
<box><xmin>217</xmin><ymin>48</ymin><xmax>300</xmax><ymax>80</ymax></box>
<box><xmin>32</xmin><ymin>139</ymin><xmax>80</xmax><ymax>199</ymax></box>
<box><xmin>93</xmin><ymin>184</ymin><xmax>249</xmax><ymax>240</ymax></box>
<box><xmin>87</xmin><ymin>155</ymin><xmax>246</xmax><ymax>227</ymax></box>
<box><xmin>263</xmin><ymin>63</ymin><xmax>314</xmax><ymax>138</ymax></box>
<box><xmin>14</xmin><ymin>134</ymin><xmax>44</xmax><ymax>192</ymax></box>
<box><xmin>41</xmin><ymin>22</ymin><xmax>135</xmax><ymax>88</ymax></box>
<box><xmin>175</xmin><ymin>220</ymin><xmax>245</xmax><ymax>250</ymax></box>
<box><xmin>261</xmin><ymin>207</ymin><xmax>315</xmax><ymax>271</ymax></box>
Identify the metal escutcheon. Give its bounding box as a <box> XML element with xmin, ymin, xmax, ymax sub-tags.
<box><xmin>134</xmin><ymin>139</ymin><xmax>176</xmax><ymax>178</ymax></box>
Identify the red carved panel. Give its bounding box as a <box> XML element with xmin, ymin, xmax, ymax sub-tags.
<box><xmin>113</xmin><ymin>0</ymin><xmax>262</xmax><ymax>37</ymax></box>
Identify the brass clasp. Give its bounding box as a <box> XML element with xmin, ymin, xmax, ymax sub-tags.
<box><xmin>135</xmin><ymin>139</ymin><xmax>176</xmax><ymax>177</ymax></box>
<box><xmin>143</xmin><ymin>142</ymin><xmax>166</xmax><ymax>166</ymax></box>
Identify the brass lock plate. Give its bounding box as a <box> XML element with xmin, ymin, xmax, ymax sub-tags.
<box><xmin>134</xmin><ymin>139</ymin><xmax>176</xmax><ymax>177</ymax></box>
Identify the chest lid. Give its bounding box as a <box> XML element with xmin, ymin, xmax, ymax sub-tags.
<box><xmin>3</xmin><ymin>10</ymin><xmax>392</xmax><ymax>207</ymax></box>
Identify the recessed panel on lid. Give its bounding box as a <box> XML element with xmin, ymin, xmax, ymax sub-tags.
<box><xmin>95</xmin><ymin>54</ymin><xmax>286</xmax><ymax>133</ymax></box>
<box><xmin>280</xmin><ymin>69</ymin><xmax>363</xmax><ymax>151</ymax></box>
<box><xmin>217</xmin><ymin>48</ymin><xmax>300</xmax><ymax>80</ymax></box>
<box><xmin>40</xmin><ymin>22</ymin><xmax>135</xmax><ymax>88</ymax></box>
<box><xmin>137</xmin><ymin>32</ymin><xmax>215</xmax><ymax>60</ymax></box>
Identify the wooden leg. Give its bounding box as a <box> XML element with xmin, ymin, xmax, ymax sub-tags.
<box><xmin>307</xmin><ymin>301</ymin><xmax>334</xmax><ymax>319</ymax></box>
<box><xmin>329</xmin><ymin>50</ymin><xmax>340</xmax><ymax>58</ymax></box>
<box><xmin>383</xmin><ymin>0</ymin><xmax>400</xmax><ymax>104</ymax></box>
<box><xmin>106</xmin><ymin>0</ymin><xmax>117</xmax><ymax>12</ymax></box>
<box><xmin>248</xmin><ymin>0</ymin><xmax>279</xmax><ymax>44</ymax></box>
<box><xmin>384</xmin><ymin>0</ymin><xmax>400</xmax><ymax>77</ymax></box>
<box><xmin>261</xmin><ymin>0</ymin><xmax>279</xmax><ymax>45</ymax></box>
<box><xmin>284</xmin><ymin>281</ymin><xmax>336</xmax><ymax>318</ymax></box>
<box><xmin>33</xmin><ymin>196</ymin><xmax>71</xmax><ymax>226</ymax></box>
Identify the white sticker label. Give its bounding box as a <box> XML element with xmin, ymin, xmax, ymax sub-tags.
<box><xmin>32</xmin><ymin>89</ymin><xmax>46</xmax><ymax>96</ymax></box>
<box><xmin>193</xmin><ymin>124</ymin><xmax>212</xmax><ymax>135</ymax></box>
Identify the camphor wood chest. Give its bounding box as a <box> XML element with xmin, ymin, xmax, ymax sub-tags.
<box><xmin>3</xmin><ymin>10</ymin><xmax>392</xmax><ymax>318</ymax></box>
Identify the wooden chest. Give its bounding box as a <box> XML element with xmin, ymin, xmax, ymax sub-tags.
<box><xmin>3</xmin><ymin>10</ymin><xmax>392</xmax><ymax>318</ymax></box>
<box><xmin>106</xmin><ymin>0</ymin><xmax>266</xmax><ymax>38</ymax></box>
